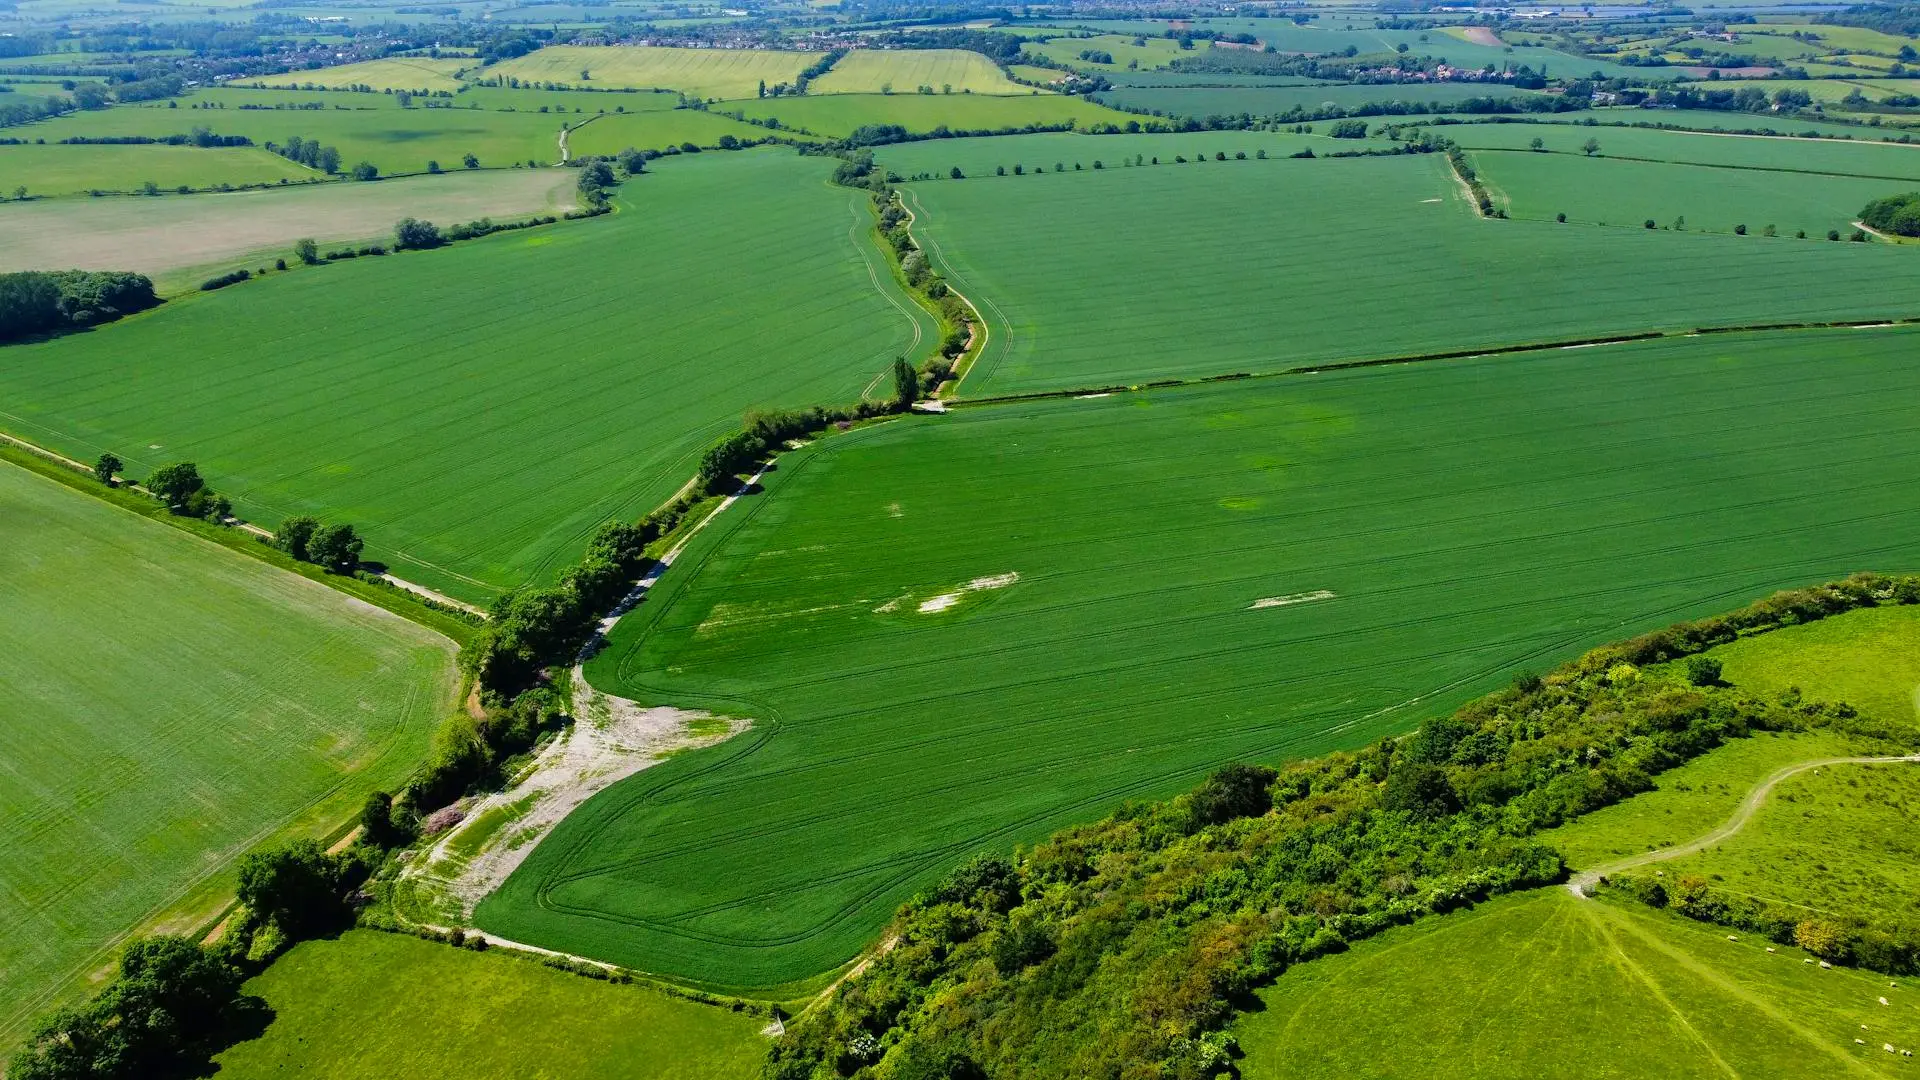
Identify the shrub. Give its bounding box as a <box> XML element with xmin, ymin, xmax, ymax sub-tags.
<box><xmin>1686</xmin><ymin>655</ymin><xmax>1723</xmax><ymax>686</ymax></box>
<box><xmin>200</xmin><ymin>268</ymin><xmax>251</xmax><ymax>291</ymax></box>
<box><xmin>394</xmin><ymin>217</ymin><xmax>443</xmax><ymax>250</ymax></box>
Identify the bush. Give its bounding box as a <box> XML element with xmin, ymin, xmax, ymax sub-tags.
<box><xmin>200</xmin><ymin>268</ymin><xmax>251</xmax><ymax>291</ymax></box>
<box><xmin>1686</xmin><ymin>655</ymin><xmax>1723</xmax><ymax>686</ymax></box>
<box><xmin>394</xmin><ymin>216</ymin><xmax>443</xmax><ymax>250</ymax></box>
<box><xmin>1328</xmin><ymin>118</ymin><xmax>1369</xmax><ymax>138</ymax></box>
<box><xmin>235</xmin><ymin>839</ymin><xmax>354</xmax><ymax>937</ymax></box>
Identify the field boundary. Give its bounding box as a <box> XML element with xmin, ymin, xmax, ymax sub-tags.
<box><xmin>898</xmin><ymin>185</ymin><xmax>1010</xmax><ymax>394</ymax></box>
<box><xmin>1473</xmin><ymin>143</ymin><xmax>1920</xmax><ymax>185</ymax></box>
<box><xmin>888</xmin><ymin>186</ymin><xmax>989</xmax><ymax>394</ymax></box>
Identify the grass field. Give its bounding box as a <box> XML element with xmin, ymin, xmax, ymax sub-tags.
<box><xmin>485</xmin><ymin>46</ymin><xmax>819</xmax><ymax>98</ymax></box>
<box><xmin>0</xmin><ymin>461</ymin><xmax>458</xmax><ymax>1047</ymax></box>
<box><xmin>1237</xmin><ymin>890</ymin><xmax>1920</xmax><ymax>1078</ymax></box>
<box><xmin>0</xmin><ymin>168</ymin><xmax>576</xmax><ymax>290</ymax></box>
<box><xmin>211</xmin><ymin>931</ymin><xmax>764</xmax><ymax>1079</ymax></box>
<box><xmin>901</xmin><ymin>153</ymin><xmax>1920</xmax><ymax>396</ymax></box>
<box><xmin>478</xmin><ymin>326</ymin><xmax>1920</xmax><ymax>989</ymax></box>
<box><xmin>807</xmin><ymin>49</ymin><xmax>1028</xmax><ymax>95</ymax></box>
<box><xmin>1541</xmin><ymin>731</ymin><xmax>1866</xmax><ymax>870</ymax></box>
<box><xmin>1651</xmin><ymin>758</ymin><xmax>1920</xmax><ymax>927</ymax></box>
<box><xmin>1713</xmin><ymin>603</ymin><xmax>1920</xmax><ymax>729</ymax></box>
<box><xmin>729</xmin><ymin>92</ymin><xmax>1135</xmax><ymax>137</ymax></box>
<box><xmin>245</xmin><ymin>56</ymin><xmax>472</xmax><ymax>93</ymax></box>
<box><xmin>1023</xmin><ymin>32</ymin><xmax>1207</xmax><ymax>72</ymax></box>
<box><xmin>872</xmin><ymin>129</ymin><xmax>1333</xmax><ymax>178</ymax></box>
<box><xmin>0</xmin><ymin>149</ymin><xmax>933</xmax><ymax>604</ymax></box>
<box><xmin>1471</xmin><ymin>149</ymin><xmax>1910</xmax><ymax>236</ymax></box>
<box><xmin>1096</xmin><ymin>81</ymin><xmax>1546</xmax><ymax>118</ymax></box>
<box><xmin>562</xmin><ymin>107</ymin><xmax>817</xmax><ymax>155</ymax></box>
<box><xmin>0</xmin><ymin>143</ymin><xmax>314</xmax><ymax>196</ymax></box>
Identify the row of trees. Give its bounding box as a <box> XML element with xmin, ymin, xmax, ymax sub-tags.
<box><xmin>267</xmin><ymin>134</ymin><xmax>342</xmax><ymax>175</ymax></box>
<box><xmin>770</xmin><ymin>572</ymin><xmax>1920</xmax><ymax>1079</ymax></box>
<box><xmin>273</xmin><ymin>515</ymin><xmax>363</xmax><ymax>573</ymax></box>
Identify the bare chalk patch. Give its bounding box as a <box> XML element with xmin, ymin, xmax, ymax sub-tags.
<box><xmin>894</xmin><ymin>571</ymin><xmax>1022</xmax><ymax>615</ymax></box>
<box><xmin>1251</xmin><ymin>589</ymin><xmax>1336</xmax><ymax>610</ymax></box>
<box><xmin>1076</xmin><ymin>393</ymin><xmax>1112</xmax><ymax>399</ymax></box>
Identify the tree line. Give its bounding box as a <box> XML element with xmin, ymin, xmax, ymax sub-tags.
<box><xmin>767</xmin><ymin>572</ymin><xmax>1920</xmax><ymax>1079</ymax></box>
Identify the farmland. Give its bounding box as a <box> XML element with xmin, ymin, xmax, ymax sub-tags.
<box><xmin>728</xmin><ymin>91</ymin><xmax>1135</xmax><ymax>136</ymax></box>
<box><xmin>0</xmin><ymin>149</ymin><xmax>933</xmax><ymax>603</ymax></box>
<box><xmin>1470</xmin><ymin>149</ymin><xmax>1910</xmax><ymax>237</ymax></box>
<box><xmin>871</xmin><ymin>128</ymin><xmax>1333</xmax><ymax>179</ymax></box>
<box><xmin>1096</xmin><ymin>81</ymin><xmax>1546</xmax><ymax>118</ymax></box>
<box><xmin>807</xmin><ymin>48</ymin><xmax>1029</xmax><ymax>94</ymax></box>
<box><xmin>0</xmin><ymin>167</ymin><xmax>577</xmax><ymax>289</ymax></box>
<box><xmin>0</xmin><ymin>460</ymin><xmax>458</xmax><ymax>1046</ymax></box>
<box><xmin>0</xmin><ymin>143</ymin><xmax>313</xmax><ymax>196</ymax></box>
<box><xmin>211</xmin><ymin>931</ymin><xmax>764</xmax><ymax>1079</ymax></box>
<box><xmin>901</xmin><ymin>153</ymin><xmax>1920</xmax><ymax>396</ymax></box>
<box><xmin>1440</xmin><ymin>122</ymin><xmax>1920</xmax><ymax>179</ymax></box>
<box><xmin>485</xmin><ymin>46</ymin><xmax>819</xmax><ymax>97</ymax></box>
<box><xmin>482</xmin><ymin>326</ymin><xmax>1920</xmax><ymax>989</ymax></box>
<box><xmin>243</xmin><ymin>56</ymin><xmax>472</xmax><ymax>92</ymax></box>
<box><xmin>1236</xmin><ymin>890</ymin><xmax>1920</xmax><ymax>1078</ymax></box>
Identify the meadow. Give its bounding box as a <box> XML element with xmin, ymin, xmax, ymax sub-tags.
<box><xmin>0</xmin><ymin>461</ymin><xmax>458</xmax><ymax>1047</ymax></box>
<box><xmin>901</xmin><ymin>153</ymin><xmax>1920</xmax><ymax>396</ymax></box>
<box><xmin>0</xmin><ymin>149</ymin><xmax>934</xmax><ymax>603</ymax></box>
<box><xmin>212</xmin><ymin>931</ymin><xmax>764</xmax><ymax>1079</ymax></box>
<box><xmin>244</xmin><ymin>56</ymin><xmax>473</xmax><ymax>93</ymax></box>
<box><xmin>807</xmin><ymin>48</ymin><xmax>1029</xmax><ymax>94</ymax></box>
<box><xmin>481</xmin><ymin>326</ymin><xmax>1920</xmax><ymax>989</ymax></box>
<box><xmin>728</xmin><ymin>91</ymin><xmax>1135</xmax><ymax>136</ymax></box>
<box><xmin>485</xmin><ymin>45</ymin><xmax>819</xmax><ymax>98</ymax></box>
<box><xmin>0</xmin><ymin>167</ymin><xmax>576</xmax><ymax>289</ymax></box>
<box><xmin>1237</xmin><ymin>890</ymin><xmax>1919</xmax><ymax>1078</ymax></box>
<box><xmin>0</xmin><ymin>142</ymin><xmax>313</xmax><ymax>196</ymax></box>
<box><xmin>871</xmin><ymin>128</ymin><xmax>1333</xmax><ymax>178</ymax></box>
<box><xmin>1713</xmin><ymin>602</ymin><xmax>1920</xmax><ymax>732</ymax></box>
<box><xmin>1095</xmin><ymin>81</ymin><xmax>1546</xmax><ymax>118</ymax></box>
<box><xmin>1470</xmin><ymin>149</ymin><xmax>1910</xmax><ymax>237</ymax></box>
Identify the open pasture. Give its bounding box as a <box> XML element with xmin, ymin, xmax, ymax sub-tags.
<box><xmin>1442</xmin><ymin>121</ymin><xmax>1920</xmax><ymax>180</ymax></box>
<box><xmin>484</xmin><ymin>45</ymin><xmax>819</xmax><ymax>98</ymax></box>
<box><xmin>244</xmin><ymin>56</ymin><xmax>472</xmax><ymax>93</ymax></box>
<box><xmin>212</xmin><ymin>930</ymin><xmax>763</xmax><ymax>1079</ymax></box>
<box><xmin>1237</xmin><ymin>890</ymin><xmax>1920</xmax><ymax>1079</ymax></box>
<box><xmin>1713</xmin><ymin>603</ymin><xmax>1920</xmax><ymax>729</ymax></box>
<box><xmin>0</xmin><ymin>142</ymin><xmax>314</xmax><ymax>196</ymax></box>
<box><xmin>808</xmin><ymin>48</ymin><xmax>1029</xmax><ymax>95</ymax></box>
<box><xmin>903</xmin><ymin>153</ymin><xmax>1920</xmax><ymax>396</ymax></box>
<box><xmin>482</xmin><ymin>326</ymin><xmax>1920</xmax><ymax>989</ymax></box>
<box><xmin>872</xmin><ymin>129</ymin><xmax>1332</xmax><ymax>179</ymax></box>
<box><xmin>1096</xmin><ymin>81</ymin><xmax>1545</xmax><ymax>118</ymax></box>
<box><xmin>0</xmin><ymin>150</ymin><xmax>933</xmax><ymax>604</ymax></box>
<box><xmin>0</xmin><ymin>167</ymin><xmax>576</xmax><ymax>290</ymax></box>
<box><xmin>729</xmin><ymin>91</ymin><xmax>1134</xmax><ymax>137</ymax></box>
<box><xmin>0</xmin><ymin>461</ymin><xmax>457</xmax><ymax>1047</ymax></box>
<box><xmin>1471</xmin><ymin>149</ymin><xmax>1910</xmax><ymax>237</ymax></box>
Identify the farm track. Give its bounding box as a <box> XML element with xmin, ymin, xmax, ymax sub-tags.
<box><xmin>1569</xmin><ymin>754</ymin><xmax>1920</xmax><ymax>897</ymax></box>
<box><xmin>890</xmin><ymin>191</ymin><xmax>989</xmax><ymax>395</ymax></box>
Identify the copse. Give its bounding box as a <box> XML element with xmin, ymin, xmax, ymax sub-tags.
<box><xmin>1859</xmin><ymin>191</ymin><xmax>1920</xmax><ymax>237</ymax></box>
<box><xmin>394</xmin><ymin>217</ymin><xmax>443</xmax><ymax>250</ymax></box>
<box><xmin>145</xmin><ymin>462</ymin><xmax>230</xmax><ymax>522</ymax></box>
<box><xmin>0</xmin><ymin>270</ymin><xmax>156</xmax><ymax>344</ymax></box>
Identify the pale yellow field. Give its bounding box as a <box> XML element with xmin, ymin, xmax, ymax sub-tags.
<box><xmin>808</xmin><ymin>48</ymin><xmax>1030</xmax><ymax>95</ymax></box>
<box><xmin>247</xmin><ymin>56</ymin><xmax>471</xmax><ymax>93</ymax></box>
<box><xmin>484</xmin><ymin>46</ymin><xmax>819</xmax><ymax>98</ymax></box>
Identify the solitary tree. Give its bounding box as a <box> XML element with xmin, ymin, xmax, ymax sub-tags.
<box><xmin>1581</xmin><ymin>137</ymin><xmax>1601</xmax><ymax>156</ymax></box>
<box><xmin>351</xmin><ymin>161</ymin><xmax>379</xmax><ymax>181</ymax></box>
<box><xmin>462</xmin><ymin>152</ymin><xmax>479</xmax><ymax>169</ymax></box>
<box><xmin>92</xmin><ymin>452</ymin><xmax>122</xmax><ymax>486</ymax></box>
<box><xmin>394</xmin><ymin>217</ymin><xmax>442</xmax><ymax>250</ymax></box>
<box><xmin>146</xmin><ymin>462</ymin><xmax>204</xmax><ymax>510</ymax></box>
<box><xmin>1685</xmin><ymin>655</ymin><xmax>1722</xmax><ymax>686</ymax></box>
<box><xmin>1529</xmin><ymin>136</ymin><xmax>1545</xmax><ymax>151</ymax></box>
<box><xmin>893</xmin><ymin>358</ymin><xmax>919</xmax><ymax>407</ymax></box>
<box><xmin>292</xmin><ymin>237</ymin><xmax>318</xmax><ymax>265</ymax></box>
<box><xmin>307</xmin><ymin>522</ymin><xmax>363</xmax><ymax>573</ymax></box>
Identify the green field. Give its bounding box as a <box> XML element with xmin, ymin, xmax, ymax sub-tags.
<box><xmin>807</xmin><ymin>48</ymin><xmax>1028</xmax><ymax>95</ymax></box>
<box><xmin>0</xmin><ymin>167</ymin><xmax>577</xmax><ymax>290</ymax></box>
<box><xmin>486</xmin><ymin>46</ymin><xmax>819</xmax><ymax>98</ymax></box>
<box><xmin>0</xmin><ymin>461</ymin><xmax>458</xmax><ymax>1047</ymax></box>
<box><xmin>1442</xmin><ymin>121</ymin><xmax>1920</xmax><ymax>180</ymax></box>
<box><xmin>1713</xmin><ymin>604</ymin><xmax>1920</xmax><ymax>725</ymax></box>
<box><xmin>212</xmin><ymin>931</ymin><xmax>764</xmax><ymax>1079</ymax></box>
<box><xmin>1095</xmin><ymin>81</ymin><xmax>1546</xmax><ymax>118</ymax></box>
<box><xmin>1237</xmin><ymin>890</ymin><xmax>1919</xmax><ymax>1079</ymax></box>
<box><xmin>562</xmin><ymin>107</ymin><xmax>815</xmax><ymax>155</ymax></box>
<box><xmin>478</xmin><ymin>326</ymin><xmax>1920</xmax><ymax>989</ymax></box>
<box><xmin>1471</xmin><ymin>149</ymin><xmax>1910</xmax><ymax>236</ymax></box>
<box><xmin>902</xmin><ymin>153</ymin><xmax>1920</xmax><ymax>396</ymax></box>
<box><xmin>0</xmin><ymin>143</ymin><xmax>315</xmax><ymax>196</ymax></box>
<box><xmin>729</xmin><ymin>91</ymin><xmax>1135</xmax><ymax>137</ymax></box>
<box><xmin>1023</xmin><ymin>32</ymin><xmax>1209</xmax><ymax>72</ymax></box>
<box><xmin>246</xmin><ymin>56</ymin><xmax>472</xmax><ymax>93</ymax></box>
<box><xmin>0</xmin><ymin>150</ymin><xmax>932</xmax><ymax>603</ymax></box>
<box><xmin>872</xmin><ymin>129</ymin><xmax>1333</xmax><ymax>179</ymax></box>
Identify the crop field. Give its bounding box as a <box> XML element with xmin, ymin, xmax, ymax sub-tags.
<box><xmin>902</xmin><ymin>154</ymin><xmax>1920</xmax><ymax>396</ymax></box>
<box><xmin>451</xmin><ymin>84</ymin><xmax>686</xmax><ymax>112</ymax></box>
<box><xmin>244</xmin><ymin>56</ymin><xmax>472</xmax><ymax>92</ymax></box>
<box><xmin>479</xmin><ymin>326</ymin><xmax>1920</xmax><ymax>989</ymax></box>
<box><xmin>1470</xmin><ymin>150</ymin><xmax>1909</xmax><ymax>237</ymax></box>
<box><xmin>562</xmin><ymin>106</ymin><xmax>815</xmax><ymax>154</ymax></box>
<box><xmin>0</xmin><ymin>168</ymin><xmax>577</xmax><ymax>289</ymax></box>
<box><xmin>1022</xmin><ymin>33</ymin><xmax>1208</xmax><ymax>71</ymax></box>
<box><xmin>872</xmin><ymin>128</ymin><xmax>1333</xmax><ymax>178</ymax></box>
<box><xmin>1237</xmin><ymin>890</ymin><xmax>1920</xmax><ymax>1078</ymax></box>
<box><xmin>1652</xmin><ymin>758</ymin><xmax>1920</xmax><ymax>926</ymax></box>
<box><xmin>1168</xmin><ymin>19</ymin><xmax>1646</xmax><ymax>79</ymax></box>
<box><xmin>1456</xmin><ymin>109</ymin><xmax>1891</xmax><ymax>139</ymax></box>
<box><xmin>0</xmin><ymin>149</ymin><xmax>933</xmax><ymax>603</ymax></box>
<box><xmin>729</xmin><ymin>91</ymin><xmax>1135</xmax><ymax>137</ymax></box>
<box><xmin>0</xmin><ymin>143</ymin><xmax>314</xmax><ymax>196</ymax></box>
<box><xmin>807</xmin><ymin>48</ymin><xmax>1029</xmax><ymax>94</ymax></box>
<box><xmin>1541</xmin><ymin>731</ymin><xmax>1866</xmax><ymax>870</ymax></box>
<box><xmin>485</xmin><ymin>46</ymin><xmax>820</xmax><ymax>98</ymax></box>
<box><xmin>1441</xmin><ymin>122</ymin><xmax>1920</xmax><ymax>180</ymax></box>
<box><xmin>0</xmin><ymin>461</ymin><xmax>458</xmax><ymax>1046</ymax></box>
<box><xmin>1095</xmin><ymin>81</ymin><xmax>1546</xmax><ymax>118</ymax></box>
<box><xmin>212</xmin><ymin>931</ymin><xmax>763</xmax><ymax>1079</ymax></box>
<box><xmin>1712</xmin><ymin>603</ymin><xmax>1920</xmax><ymax>728</ymax></box>
<box><xmin>17</xmin><ymin>104</ymin><xmax>578</xmax><ymax>175</ymax></box>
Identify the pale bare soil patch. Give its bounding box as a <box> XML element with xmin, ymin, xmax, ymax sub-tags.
<box><xmin>0</xmin><ymin>168</ymin><xmax>575</xmax><ymax>287</ymax></box>
<box><xmin>1459</xmin><ymin>25</ymin><xmax>1504</xmax><ymax>46</ymax></box>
